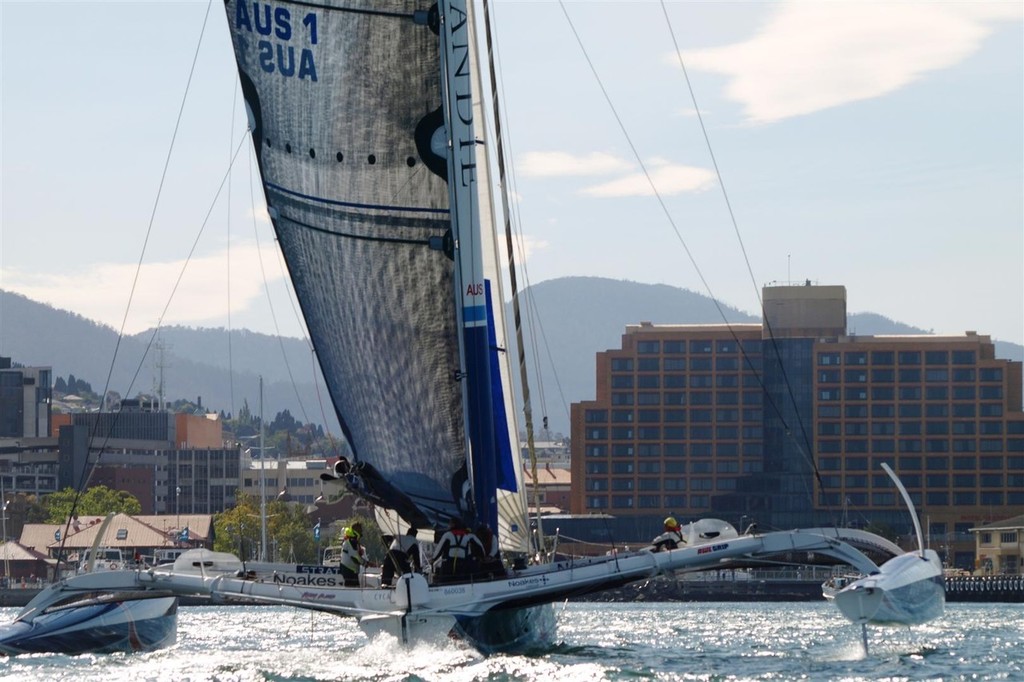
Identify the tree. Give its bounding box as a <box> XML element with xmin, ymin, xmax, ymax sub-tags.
<box><xmin>43</xmin><ymin>485</ymin><xmax>143</xmax><ymax>523</ymax></box>
<box><xmin>213</xmin><ymin>492</ymin><xmax>321</xmax><ymax>563</ymax></box>
<box><xmin>266</xmin><ymin>499</ymin><xmax>317</xmax><ymax>563</ymax></box>
<box><xmin>213</xmin><ymin>492</ymin><xmax>262</xmax><ymax>559</ymax></box>
<box><xmin>270</xmin><ymin>409</ymin><xmax>298</xmax><ymax>434</ymax></box>
<box><xmin>54</xmin><ymin>376</ymin><xmax>68</xmax><ymax>393</ymax></box>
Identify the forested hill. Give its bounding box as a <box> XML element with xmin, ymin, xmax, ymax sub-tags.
<box><xmin>2</xmin><ymin>281</ymin><xmax>1021</xmax><ymax>437</ymax></box>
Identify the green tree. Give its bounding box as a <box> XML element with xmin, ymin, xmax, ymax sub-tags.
<box><xmin>213</xmin><ymin>492</ymin><xmax>320</xmax><ymax>563</ymax></box>
<box><xmin>266</xmin><ymin>499</ymin><xmax>317</xmax><ymax>563</ymax></box>
<box><xmin>43</xmin><ymin>485</ymin><xmax>143</xmax><ymax>523</ymax></box>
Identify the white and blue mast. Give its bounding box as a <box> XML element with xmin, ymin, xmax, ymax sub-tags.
<box><xmin>438</xmin><ymin>0</ymin><xmax>499</xmax><ymax>534</ymax></box>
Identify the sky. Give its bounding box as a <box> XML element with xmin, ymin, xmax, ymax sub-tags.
<box><xmin>1</xmin><ymin>1</ymin><xmax>1022</xmax><ymax>351</ymax></box>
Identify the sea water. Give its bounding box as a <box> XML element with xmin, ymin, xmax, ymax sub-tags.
<box><xmin>0</xmin><ymin>602</ymin><xmax>1020</xmax><ymax>681</ymax></box>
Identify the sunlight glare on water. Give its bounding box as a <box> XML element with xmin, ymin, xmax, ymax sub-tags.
<box><xmin>0</xmin><ymin>602</ymin><xmax>1021</xmax><ymax>681</ymax></box>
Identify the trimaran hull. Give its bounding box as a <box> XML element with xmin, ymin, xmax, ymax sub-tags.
<box><xmin>1</xmin><ymin>528</ymin><xmax>893</xmax><ymax>654</ymax></box>
<box><xmin>0</xmin><ymin>589</ymin><xmax>177</xmax><ymax>656</ymax></box>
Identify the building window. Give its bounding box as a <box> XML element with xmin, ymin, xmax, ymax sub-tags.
<box><xmin>899</xmin><ymin>368</ymin><xmax>921</xmax><ymax>383</ymax></box>
<box><xmin>952</xmin><ymin>368</ymin><xmax>975</xmax><ymax>383</ymax></box>
<box><xmin>951</xmin><ymin>350</ymin><xmax>976</xmax><ymax>365</ymax></box>
<box><xmin>845</xmin><ymin>352</ymin><xmax>867</xmax><ymax>365</ymax></box>
<box><xmin>872</xmin><ymin>368</ymin><xmax>895</xmax><ymax>383</ymax></box>
<box><xmin>872</xmin><ymin>351</ymin><xmax>895</xmax><ymax>365</ymax></box>
<box><xmin>637</xmin><ymin>340</ymin><xmax>660</xmax><ymax>354</ymax></box>
<box><xmin>953</xmin><ymin>491</ymin><xmax>977</xmax><ymax>505</ymax></box>
<box><xmin>898</xmin><ymin>351</ymin><xmax>921</xmax><ymax>365</ymax></box>
<box><xmin>952</xmin><ymin>386</ymin><xmax>976</xmax><ymax>401</ymax></box>
<box><xmin>690</xmin><ymin>340</ymin><xmax>713</xmax><ymax>354</ymax></box>
<box><xmin>845</xmin><ymin>369</ymin><xmax>868</xmax><ymax>383</ymax></box>
<box><xmin>637</xmin><ymin>444</ymin><xmax>661</xmax><ymax>457</ymax></box>
<box><xmin>899</xmin><ymin>387</ymin><xmax>922</xmax><ymax>400</ymax></box>
<box><xmin>638</xmin><ymin>357</ymin><xmax>660</xmax><ymax>371</ymax></box>
<box><xmin>818</xmin><ymin>353</ymin><xmax>840</xmax><ymax>366</ymax></box>
<box><xmin>611</xmin><ymin>375</ymin><xmax>634</xmax><ymax>389</ymax></box>
<box><xmin>819</xmin><ymin>370</ymin><xmax>840</xmax><ymax>383</ymax></box>
<box><xmin>925</xmin><ymin>351</ymin><xmax>948</xmax><ymax>365</ymax></box>
<box><xmin>979</xmin><ymin>368</ymin><xmax>1002</xmax><ymax>382</ymax></box>
<box><xmin>585</xmin><ymin>410</ymin><xmax>607</xmax><ymax>423</ymax></box>
<box><xmin>637</xmin><ymin>375</ymin><xmax>660</xmax><ymax>389</ymax></box>
<box><xmin>664</xmin><ymin>341</ymin><xmax>685</xmax><ymax>354</ymax></box>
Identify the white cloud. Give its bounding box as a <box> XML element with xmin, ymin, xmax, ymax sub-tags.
<box><xmin>3</xmin><ymin>242</ymin><xmax>283</xmax><ymax>334</ymax></box>
<box><xmin>518</xmin><ymin>151</ymin><xmax>633</xmax><ymax>177</ymax></box>
<box><xmin>581</xmin><ymin>161</ymin><xmax>716</xmax><ymax>198</ymax></box>
<box><xmin>681</xmin><ymin>2</ymin><xmax>1019</xmax><ymax>123</ymax></box>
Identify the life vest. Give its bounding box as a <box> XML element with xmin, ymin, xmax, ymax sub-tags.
<box><xmin>339</xmin><ymin>539</ymin><xmax>363</xmax><ymax>572</ymax></box>
<box><xmin>446</xmin><ymin>530</ymin><xmax>470</xmax><ymax>559</ymax></box>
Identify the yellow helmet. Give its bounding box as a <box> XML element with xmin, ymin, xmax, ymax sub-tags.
<box><xmin>664</xmin><ymin>516</ymin><xmax>679</xmax><ymax>529</ymax></box>
<box><xmin>344</xmin><ymin>526</ymin><xmax>359</xmax><ymax>540</ymax></box>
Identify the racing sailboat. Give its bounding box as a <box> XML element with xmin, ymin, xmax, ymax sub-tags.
<box><xmin>0</xmin><ymin>0</ymin><xmax>944</xmax><ymax>656</ymax></box>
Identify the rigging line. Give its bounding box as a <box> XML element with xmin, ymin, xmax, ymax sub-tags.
<box><xmin>658</xmin><ymin>1</ymin><xmax>830</xmax><ymax>522</ymax></box>
<box><xmin>245</xmin><ymin>142</ymin><xmax>314</xmax><ymax>428</ymax></box>
<box><xmin>71</xmin><ymin>131</ymin><xmax>251</xmax><ymax>530</ymax></box>
<box><xmin>561</xmin><ymin>2</ymin><xmax>827</xmax><ymax>520</ymax></box>
<box><xmin>56</xmin><ymin>0</ymin><xmax>216</xmax><ymax>561</ymax></box>
<box><xmin>228</xmin><ymin>72</ymin><xmax>239</xmax><ymax>422</ymax></box>
<box><xmin>486</xmin><ymin>0</ymin><xmax>559</xmax><ymax>429</ymax></box>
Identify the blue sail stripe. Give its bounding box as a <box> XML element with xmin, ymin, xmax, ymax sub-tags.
<box><xmin>463</xmin><ymin>305</ymin><xmax>487</xmax><ymax>324</ymax></box>
<box><xmin>266</xmin><ymin>181</ymin><xmax>450</xmax><ymax>215</ymax></box>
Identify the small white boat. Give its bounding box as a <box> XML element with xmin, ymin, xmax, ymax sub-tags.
<box><xmin>830</xmin><ymin>464</ymin><xmax>945</xmax><ymax>650</ymax></box>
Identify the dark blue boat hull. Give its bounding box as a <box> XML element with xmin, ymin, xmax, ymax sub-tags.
<box><xmin>0</xmin><ymin>594</ymin><xmax>177</xmax><ymax>655</ymax></box>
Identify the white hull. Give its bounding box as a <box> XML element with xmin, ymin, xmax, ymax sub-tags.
<box><xmin>833</xmin><ymin>549</ymin><xmax>945</xmax><ymax>625</ymax></box>
<box><xmin>0</xmin><ymin>527</ymin><xmax>920</xmax><ymax>654</ymax></box>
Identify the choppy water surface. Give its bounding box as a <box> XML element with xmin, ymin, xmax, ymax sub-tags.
<box><xmin>0</xmin><ymin>602</ymin><xmax>1020</xmax><ymax>681</ymax></box>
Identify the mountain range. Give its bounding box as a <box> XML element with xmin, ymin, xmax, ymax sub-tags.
<box><xmin>1</xmin><ymin>278</ymin><xmax>1021</xmax><ymax>437</ymax></box>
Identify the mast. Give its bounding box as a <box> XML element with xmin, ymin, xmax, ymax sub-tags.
<box><xmin>439</xmin><ymin>0</ymin><xmax>499</xmax><ymax>532</ymax></box>
<box><xmin>478</xmin><ymin>0</ymin><xmax>543</xmax><ymax>556</ymax></box>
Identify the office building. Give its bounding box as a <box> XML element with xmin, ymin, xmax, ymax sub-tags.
<box><xmin>571</xmin><ymin>284</ymin><xmax>1024</xmax><ymax>566</ymax></box>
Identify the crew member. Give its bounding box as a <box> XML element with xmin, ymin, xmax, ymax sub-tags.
<box><xmin>651</xmin><ymin>517</ymin><xmax>686</xmax><ymax>552</ymax></box>
<box><xmin>432</xmin><ymin>517</ymin><xmax>484</xmax><ymax>583</ymax></box>
<box><xmin>339</xmin><ymin>526</ymin><xmax>364</xmax><ymax>587</ymax></box>
<box><xmin>475</xmin><ymin>524</ymin><xmax>504</xmax><ymax>579</ymax></box>
<box><xmin>381</xmin><ymin>526</ymin><xmax>421</xmax><ymax>588</ymax></box>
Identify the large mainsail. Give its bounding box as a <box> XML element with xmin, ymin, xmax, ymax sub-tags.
<box><xmin>224</xmin><ymin>0</ymin><xmax>523</xmax><ymax>536</ymax></box>
<box><xmin>227</xmin><ymin>0</ymin><xmax>464</xmax><ymax>528</ymax></box>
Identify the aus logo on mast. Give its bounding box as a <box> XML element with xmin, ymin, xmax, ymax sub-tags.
<box><xmin>234</xmin><ymin>2</ymin><xmax>318</xmax><ymax>82</ymax></box>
